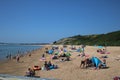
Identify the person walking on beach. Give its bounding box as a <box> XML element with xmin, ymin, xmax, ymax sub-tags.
<box><xmin>29</xmin><ymin>53</ymin><xmax>31</xmax><ymax>57</ymax></box>
<box><xmin>42</xmin><ymin>53</ymin><xmax>45</xmax><ymax>58</ymax></box>
<box><xmin>44</xmin><ymin>61</ymin><xmax>49</xmax><ymax>70</ymax></box>
<box><xmin>81</xmin><ymin>44</ymin><xmax>86</xmax><ymax>57</ymax></box>
<box><xmin>16</xmin><ymin>55</ymin><xmax>20</xmax><ymax>62</ymax></box>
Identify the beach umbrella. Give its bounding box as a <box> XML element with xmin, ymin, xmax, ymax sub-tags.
<box><xmin>65</xmin><ymin>52</ymin><xmax>71</xmax><ymax>57</ymax></box>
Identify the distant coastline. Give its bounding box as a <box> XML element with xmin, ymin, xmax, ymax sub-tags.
<box><xmin>0</xmin><ymin>43</ymin><xmax>50</xmax><ymax>45</ymax></box>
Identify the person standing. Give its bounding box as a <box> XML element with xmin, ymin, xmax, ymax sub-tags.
<box><xmin>16</xmin><ymin>55</ymin><xmax>20</xmax><ymax>62</ymax></box>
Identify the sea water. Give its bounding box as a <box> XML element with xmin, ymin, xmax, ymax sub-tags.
<box><xmin>0</xmin><ymin>44</ymin><xmax>42</xmax><ymax>60</ymax></box>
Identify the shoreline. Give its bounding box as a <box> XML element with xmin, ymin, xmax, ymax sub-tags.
<box><xmin>0</xmin><ymin>44</ymin><xmax>51</xmax><ymax>60</ymax></box>
<box><xmin>0</xmin><ymin>45</ymin><xmax>51</xmax><ymax>75</ymax></box>
<box><xmin>0</xmin><ymin>45</ymin><xmax>44</xmax><ymax>61</ymax></box>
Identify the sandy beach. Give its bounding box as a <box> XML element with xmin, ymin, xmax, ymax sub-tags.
<box><xmin>0</xmin><ymin>45</ymin><xmax>120</xmax><ymax>80</ymax></box>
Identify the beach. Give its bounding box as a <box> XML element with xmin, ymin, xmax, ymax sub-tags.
<box><xmin>0</xmin><ymin>45</ymin><xmax>120</xmax><ymax>80</ymax></box>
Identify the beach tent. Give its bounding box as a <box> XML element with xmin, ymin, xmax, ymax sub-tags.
<box><xmin>77</xmin><ymin>48</ymin><xmax>83</xmax><ymax>52</ymax></box>
<box><xmin>97</xmin><ymin>46</ymin><xmax>103</xmax><ymax>49</ymax></box>
<box><xmin>48</xmin><ymin>50</ymin><xmax>54</xmax><ymax>54</ymax></box>
<box><xmin>65</xmin><ymin>52</ymin><xmax>71</xmax><ymax>57</ymax></box>
<box><xmin>91</xmin><ymin>57</ymin><xmax>102</xmax><ymax>68</ymax></box>
<box><xmin>54</xmin><ymin>52</ymin><xmax>59</xmax><ymax>55</ymax></box>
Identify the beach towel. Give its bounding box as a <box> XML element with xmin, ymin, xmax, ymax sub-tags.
<box><xmin>40</xmin><ymin>58</ymin><xmax>46</xmax><ymax>61</ymax></box>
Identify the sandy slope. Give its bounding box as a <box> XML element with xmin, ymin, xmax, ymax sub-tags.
<box><xmin>0</xmin><ymin>45</ymin><xmax>120</xmax><ymax>80</ymax></box>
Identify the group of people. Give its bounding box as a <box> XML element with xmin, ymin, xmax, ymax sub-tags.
<box><xmin>44</xmin><ymin>61</ymin><xmax>58</xmax><ymax>70</ymax></box>
<box><xmin>80</xmin><ymin>57</ymin><xmax>107</xmax><ymax>69</ymax></box>
<box><xmin>97</xmin><ymin>49</ymin><xmax>106</xmax><ymax>54</ymax></box>
<box><xmin>80</xmin><ymin>57</ymin><xmax>92</xmax><ymax>68</ymax></box>
<box><xmin>45</xmin><ymin>46</ymin><xmax>71</xmax><ymax>62</ymax></box>
<box><xmin>25</xmin><ymin>45</ymin><xmax>108</xmax><ymax>77</ymax></box>
<box><xmin>26</xmin><ymin>60</ymin><xmax>58</xmax><ymax>77</ymax></box>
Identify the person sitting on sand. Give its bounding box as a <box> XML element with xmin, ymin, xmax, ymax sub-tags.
<box><xmin>47</xmin><ymin>61</ymin><xmax>52</xmax><ymax>67</ymax></box>
<box><xmin>65</xmin><ymin>56</ymin><xmax>70</xmax><ymax>61</ymax></box>
<box><xmin>97</xmin><ymin>49</ymin><xmax>102</xmax><ymax>53</ymax></box>
<box><xmin>85</xmin><ymin>58</ymin><xmax>92</xmax><ymax>68</ymax></box>
<box><xmin>101</xmin><ymin>58</ymin><xmax>106</xmax><ymax>68</ymax></box>
<box><xmin>26</xmin><ymin>68</ymin><xmax>31</xmax><ymax>77</ymax></box>
<box><xmin>52</xmin><ymin>55</ymin><xmax>58</xmax><ymax>59</ymax></box>
<box><xmin>26</xmin><ymin>68</ymin><xmax>35</xmax><ymax>77</ymax></box>
<box><xmin>102</xmin><ymin>49</ymin><xmax>106</xmax><ymax>54</ymax></box>
<box><xmin>59</xmin><ymin>53</ymin><xmax>66</xmax><ymax>57</ymax></box>
<box><xmin>99</xmin><ymin>58</ymin><xmax>107</xmax><ymax>68</ymax></box>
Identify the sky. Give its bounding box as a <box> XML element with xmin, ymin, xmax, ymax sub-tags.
<box><xmin>0</xmin><ymin>0</ymin><xmax>120</xmax><ymax>43</ymax></box>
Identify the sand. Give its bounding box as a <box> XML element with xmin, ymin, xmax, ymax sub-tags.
<box><xmin>0</xmin><ymin>45</ymin><xmax>120</xmax><ymax>80</ymax></box>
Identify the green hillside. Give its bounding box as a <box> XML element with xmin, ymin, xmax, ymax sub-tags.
<box><xmin>53</xmin><ymin>30</ymin><xmax>120</xmax><ymax>46</ymax></box>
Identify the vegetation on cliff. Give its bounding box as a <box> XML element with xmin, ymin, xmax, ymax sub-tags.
<box><xmin>53</xmin><ymin>30</ymin><xmax>120</xmax><ymax>46</ymax></box>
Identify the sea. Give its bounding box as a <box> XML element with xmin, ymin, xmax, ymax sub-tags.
<box><xmin>0</xmin><ymin>44</ymin><xmax>42</xmax><ymax>60</ymax></box>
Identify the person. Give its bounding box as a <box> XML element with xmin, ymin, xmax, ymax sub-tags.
<box><xmin>80</xmin><ymin>57</ymin><xmax>86</xmax><ymax>68</ymax></box>
<box><xmin>29</xmin><ymin>53</ymin><xmax>31</xmax><ymax>57</ymax></box>
<box><xmin>102</xmin><ymin>49</ymin><xmax>106</xmax><ymax>54</ymax></box>
<box><xmin>65</xmin><ymin>56</ymin><xmax>70</xmax><ymax>61</ymax></box>
<box><xmin>26</xmin><ymin>68</ymin><xmax>31</xmax><ymax>77</ymax></box>
<box><xmin>6</xmin><ymin>54</ymin><xmax>12</xmax><ymax>59</ymax></box>
<box><xmin>26</xmin><ymin>68</ymin><xmax>35</xmax><ymax>77</ymax></box>
<box><xmin>42</xmin><ymin>54</ymin><xmax>45</xmax><ymax>58</ymax></box>
<box><xmin>52</xmin><ymin>55</ymin><xmax>58</xmax><ymax>59</ymax></box>
<box><xmin>16</xmin><ymin>55</ymin><xmax>20</xmax><ymax>62</ymax></box>
<box><xmin>60</xmin><ymin>53</ymin><xmax>66</xmax><ymax>57</ymax></box>
<box><xmin>99</xmin><ymin>58</ymin><xmax>107</xmax><ymax>69</ymax></box>
<box><xmin>54</xmin><ymin>65</ymin><xmax>58</xmax><ymax>69</ymax></box>
<box><xmin>44</xmin><ymin>61</ymin><xmax>49</xmax><ymax>70</ymax></box>
<box><xmin>85</xmin><ymin>58</ymin><xmax>92</xmax><ymax>68</ymax></box>
<box><xmin>101</xmin><ymin>58</ymin><xmax>106</xmax><ymax>68</ymax></box>
<box><xmin>47</xmin><ymin>61</ymin><xmax>52</xmax><ymax>67</ymax></box>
